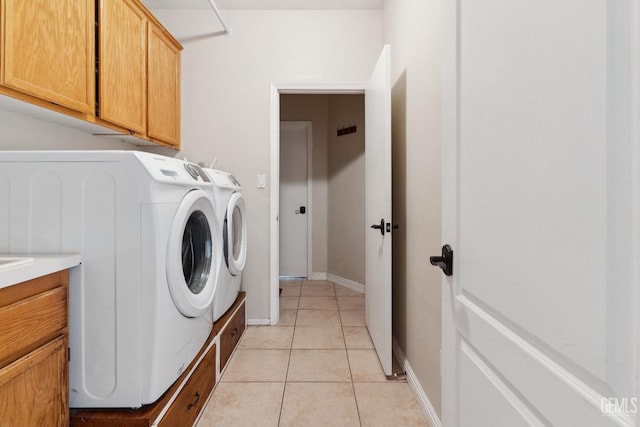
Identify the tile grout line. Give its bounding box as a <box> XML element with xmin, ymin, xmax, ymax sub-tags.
<box><xmin>343</xmin><ymin>307</ymin><xmax>364</xmax><ymax>427</ymax></box>
<box><xmin>276</xmin><ymin>309</ymin><xmax>295</xmax><ymax>427</ymax></box>
<box><xmin>278</xmin><ymin>282</ymin><xmax>364</xmax><ymax>426</ymax></box>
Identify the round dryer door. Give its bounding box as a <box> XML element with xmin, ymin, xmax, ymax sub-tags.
<box><xmin>224</xmin><ymin>192</ymin><xmax>247</xmax><ymax>276</ymax></box>
<box><xmin>167</xmin><ymin>189</ymin><xmax>219</xmax><ymax>317</ymax></box>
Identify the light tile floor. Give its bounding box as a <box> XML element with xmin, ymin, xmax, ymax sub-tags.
<box><xmin>197</xmin><ymin>279</ymin><xmax>428</xmax><ymax>427</ymax></box>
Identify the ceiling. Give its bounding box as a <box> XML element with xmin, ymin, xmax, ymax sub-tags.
<box><xmin>142</xmin><ymin>0</ymin><xmax>383</xmax><ymax>10</ymax></box>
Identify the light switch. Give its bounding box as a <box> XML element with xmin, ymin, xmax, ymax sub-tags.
<box><xmin>257</xmin><ymin>174</ymin><xmax>266</xmax><ymax>189</ymax></box>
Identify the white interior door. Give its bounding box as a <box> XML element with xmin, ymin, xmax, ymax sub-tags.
<box><xmin>441</xmin><ymin>1</ymin><xmax>638</xmax><ymax>426</ymax></box>
<box><xmin>365</xmin><ymin>45</ymin><xmax>392</xmax><ymax>376</ymax></box>
<box><xmin>279</xmin><ymin>121</ymin><xmax>310</xmax><ymax>277</ymax></box>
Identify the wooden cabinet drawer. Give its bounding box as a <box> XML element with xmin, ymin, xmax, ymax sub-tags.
<box><xmin>220</xmin><ymin>301</ymin><xmax>246</xmax><ymax>371</ymax></box>
<box><xmin>0</xmin><ymin>274</ymin><xmax>68</xmax><ymax>367</ymax></box>
<box><xmin>159</xmin><ymin>343</ymin><xmax>216</xmax><ymax>427</ymax></box>
<box><xmin>0</xmin><ymin>335</ymin><xmax>69</xmax><ymax>426</ymax></box>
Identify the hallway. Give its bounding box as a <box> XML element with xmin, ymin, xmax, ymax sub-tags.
<box><xmin>197</xmin><ymin>279</ymin><xmax>427</xmax><ymax>426</ymax></box>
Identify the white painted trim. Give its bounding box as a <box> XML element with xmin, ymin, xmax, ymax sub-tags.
<box><xmin>392</xmin><ymin>337</ymin><xmax>442</xmax><ymax>427</ymax></box>
<box><xmin>306</xmin><ymin>123</ymin><xmax>313</xmax><ymax>278</ymax></box>
<box><xmin>269</xmin><ymin>82</ymin><xmax>368</xmax><ymax>326</ymax></box>
<box><xmin>247</xmin><ymin>318</ymin><xmax>271</xmax><ymax>326</ymax></box>
<box><xmin>326</xmin><ymin>273</ymin><xmax>364</xmax><ymax>294</ymax></box>
<box><xmin>309</xmin><ymin>272</ymin><xmax>328</xmax><ymax>281</ymax></box>
<box><xmin>632</xmin><ymin>0</ymin><xmax>640</xmax><ymax>414</ymax></box>
<box><xmin>269</xmin><ymin>84</ymin><xmax>280</xmax><ymax>326</ymax></box>
<box><xmin>274</xmin><ymin>82</ymin><xmax>366</xmax><ymax>94</ymax></box>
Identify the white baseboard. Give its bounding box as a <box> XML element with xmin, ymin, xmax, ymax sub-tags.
<box><xmin>309</xmin><ymin>272</ymin><xmax>327</xmax><ymax>280</ymax></box>
<box><xmin>326</xmin><ymin>273</ymin><xmax>364</xmax><ymax>294</ymax></box>
<box><xmin>392</xmin><ymin>337</ymin><xmax>442</xmax><ymax>427</ymax></box>
<box><xmin>247</xmin><ymin>318</ymin><xmax>271</xmax><ymax>326</ymax></box>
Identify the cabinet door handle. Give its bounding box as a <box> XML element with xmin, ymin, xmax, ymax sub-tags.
<box><xmin>231</xmin><ymin>327</ymin><xmax>239</xmax><ymax>337</ymax></box>
<box><xmin>187</xmin><ymin>392</ymin><xmax>201</xmax><ymax>410</ymax></box>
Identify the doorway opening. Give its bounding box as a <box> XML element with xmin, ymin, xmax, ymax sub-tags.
<box><xmin>278</xmin><ymin>94</ymin><xmax>366</xmax><ymax>285</ymax></box>
<box><xmin>269</xmin><ymin>83</ymin><xmax>367</xmax><ymax>325</ymax></box>
<box><xmin>270</xmin><ymin>44</ymin><xmax>391</xmax><ymax>376</ymax></box>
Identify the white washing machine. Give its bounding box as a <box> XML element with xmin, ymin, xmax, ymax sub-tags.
<box><xmin>0</xmin><ymin>151</ymin><xmax>222</xmax><ymax>409</ymax></box>
<box><xmin>204</xmin><ymin>169</ymin><xmax>247</xmax><ymax>322</ymax></box>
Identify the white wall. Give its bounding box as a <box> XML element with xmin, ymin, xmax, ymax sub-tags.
<box><xmin>0</xmin><ymin>108</ymin><xmax>142</xmax><ymax>150</ymax></box>
<box><xmin>384</xmin><ymin>0</ymin><xmax>443</xmax><ymax>417</ymax></box>
<box><xmin>152</xmin><ymin>10</ymin><xmax>383</xmax><ymax>320</ymax></box>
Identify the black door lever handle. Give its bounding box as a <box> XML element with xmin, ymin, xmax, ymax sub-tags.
<box><xmin>370</xmin><ymin>218</ymin><xmax>385</xmax><ymax>236</ymax></box>
<box><xmin>430</xmin><ymin>244</ymin><xmax>453</xmax><ymax>276</ymax></box>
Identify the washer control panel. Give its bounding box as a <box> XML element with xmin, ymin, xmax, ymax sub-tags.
<box><xmin>184</xmin><ymin>163</ymin><xmax>210</xmax><ymax>182</ymax></box>
<box><xmin>134</xmin><ymin>152</ymin><xmax>212</xmax><ymax>186</ymax></box>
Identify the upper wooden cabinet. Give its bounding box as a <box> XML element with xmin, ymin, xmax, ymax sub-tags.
<box><xmin>148</xmin><ymin>25</ymin><xmax>181</xmax><ymax>147</ymax></box>
<box><xmin>0</xmin><ymin>0</ymin><xmax>95</xmax><ymax>116</ymax></box>
<box><xmin>98</xmin><ymin>0</ymin><xmax>148</xmax><ymax>135</ymax></box>
<box><xmin>98</xmin><ymin>0</ymin><xmax>182</xmax><ymax>148</ymax></box>
<box><xmin>0</xmin><ymin>0</ymin><xmax>181</xmax><ymax>149</ymax></box>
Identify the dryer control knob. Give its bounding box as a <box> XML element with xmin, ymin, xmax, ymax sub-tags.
<box><xmin>184</xmin><ymin>163</ymin><xmax>200</xmax><ymax>180</ymax></box>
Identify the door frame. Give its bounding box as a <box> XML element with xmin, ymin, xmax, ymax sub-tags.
<box><xmin>269</xmin><ymin>82</ymin><xmax>367</xmax><ymax>325</ymax></box>
<box><xmin>279</xmin><ymin>120</ymin><xmax>313</xmax><ymax>279</ymax></box>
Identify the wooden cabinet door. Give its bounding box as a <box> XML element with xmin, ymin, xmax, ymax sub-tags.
<box><xmin>0</xmin><ymin>336</ymin><xmax>68</xmax><ymax>427</ymax></box>
<box><xmin>99</xmin><ymin>0</ymin><xmax>147</xmax><ymax>134</ymax></box>
<box><xmin>0</xmin><ymin>0</ymin><xmax>95</xmax><ymax>114</ymax></box>
<box><xmin>148</xmin><ymin>25</ymin><xmax>181</xmax><ymax>147</ymax></box>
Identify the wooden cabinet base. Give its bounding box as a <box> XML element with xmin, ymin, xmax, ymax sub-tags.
<box><xmin>70</xmin><ymin>340</ymin><xmax>216</xmax><ymax>427</ymax></box>
<box><xmin>70</xmin><ymin>292</ymin><xmax>247</xmax><ymax>427</ymax></box>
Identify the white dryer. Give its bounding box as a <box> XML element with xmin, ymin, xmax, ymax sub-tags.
<box><xmin>0</xmin><ymin>151</ymin><xmax>222</xmax><ymax>409</ymax></box>
<box><xmin>204</xmin><ymin>169</ymin><xmax>247</xmax><ymax>322</ymax></box>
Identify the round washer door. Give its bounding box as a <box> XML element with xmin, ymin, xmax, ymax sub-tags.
<box><xmin>167</xmin><ymin>189</ymin><xmax>219</xmax><ymax>317</ymax></box>
<box><xmin>224</xmin><ymin>192</ymin><xmax>247</xmax><ymax>276</ymax></box>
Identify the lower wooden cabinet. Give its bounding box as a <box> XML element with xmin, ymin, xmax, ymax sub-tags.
<box><xmin>0</xmin><ymin>285</ymin><xmax>67</xmax><ymax>367</ymax></box>
<box><xmin>0</xmin><ymin>270</ymin><xmax>70</xmax><ymax>427</ymax></box>
<box><xmin>0</xmin><ymin>336</ymin><xmax>69</xmax><ymax>427</ymax></box>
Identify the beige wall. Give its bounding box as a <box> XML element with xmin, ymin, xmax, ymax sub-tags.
<box><xmin>384</xmin><ymin>0</ymin><xmax>443</xmax><ymax>416</ymax></box>
<box><xmin>327</xmin><ymin>95</ymin><xmax>365</xmax><ymax>284</ymax></box>
<box><xmin>152</xmin><ymin>10</ymin><xmax>383</xmax><ymax>320</ymax></box>
<box><xmin>280</xmin><ymin>95</ymin><xmax>329</xmax><ymax>276</ymax></box>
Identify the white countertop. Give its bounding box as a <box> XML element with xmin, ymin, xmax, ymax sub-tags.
<box><xmin>0</xmin><ymin>254</ymin><xmax>82</xmax><ymax>290</ymax></box>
